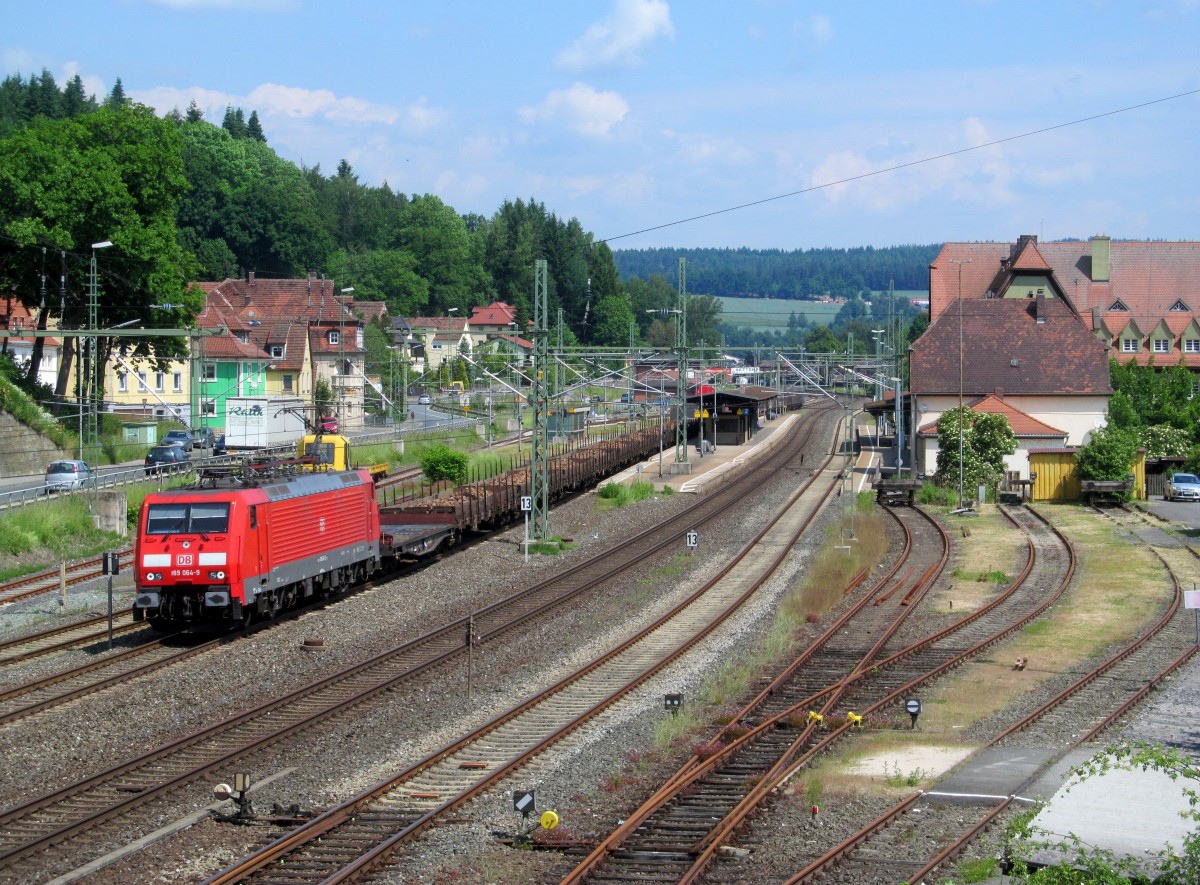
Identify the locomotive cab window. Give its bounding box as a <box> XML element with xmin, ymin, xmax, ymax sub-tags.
<box><xmin>302</xmin><ymin>440</ymin><xmax>336</xmax><ymax>465</ymax></box>
<box><xmin>146</xmin><ymin>502</ymin><xmax>230</xmax><ymax>535</ymax></box>
<box><xmin>190</xmin><ymin>503</ymin><xmax>231</xmax><ymax>534</ymax></box>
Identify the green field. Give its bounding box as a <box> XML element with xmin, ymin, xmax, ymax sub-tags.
<box><xmin>717</xmin><ymin>292</ymin><xmax>927</xmax><ymax>331</ymax></box>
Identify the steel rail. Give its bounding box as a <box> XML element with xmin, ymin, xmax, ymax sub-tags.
<box><xmin>203</xmin><ymin>414</ymin><xmax>844</xmax><ymax>884</ymax></box>
<box><xmin>569</xmin><ymin>504</ymin><xmax>1071</xmax><ymax>885</ymax></box>
<box><xmin>0</xmin><ymin>406</ymin><xmax>836</xmax><ymax>879</ymax></box>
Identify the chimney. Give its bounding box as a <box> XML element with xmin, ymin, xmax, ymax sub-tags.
<box><xmin>248</xmin><ymin>271</ymin><xmax>255</xmax><ymax>287</ymax></box>
<box><xmin>1091</xmin><ymin>234</ymin><xmax>1111</xmax><ymax>283</ymax></box>
<box><xmin>1035</xmin><ymin>293</ymin><xmax>1047</xmax><ymax>323</ymax></box>
<box><xmin>994</xmin><ymin>388</ymin><xmax>1004</xmax><ymax>399</ymax></box>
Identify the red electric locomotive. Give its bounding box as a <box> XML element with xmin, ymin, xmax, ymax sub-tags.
<box><xmin>133</xmin><ymin>469</ymin><xmax>381</xmax><ymax>630</ymax></box>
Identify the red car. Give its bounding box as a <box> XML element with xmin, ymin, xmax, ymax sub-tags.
<box><xmin>319</xmin><ymin>416</ymin><xmax>338</xmax><ymax>433</ymax></box>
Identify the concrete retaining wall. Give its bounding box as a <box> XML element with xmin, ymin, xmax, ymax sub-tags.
<box><xmin>0</xmin><ymin>411</ymin><xmax>67</xmax><ymax>482</ymax></box>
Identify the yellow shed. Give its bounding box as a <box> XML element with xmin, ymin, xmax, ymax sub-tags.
<box><xmin>1028</xmin><ymin>447</ymin><xmax>1146</xmax><ymax>502</ymax></box>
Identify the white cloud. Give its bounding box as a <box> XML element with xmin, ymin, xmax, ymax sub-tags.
<box><xmin>519</xmin><ymin>83</ymin><xmax>629</xmax><ymax>137</ymax></box>
<box><xmin>556</xmin><ymin>0</ymin><xmax>674</xmax><ymax>72</ymax></box>
<box><xmin>247</xmin><ymin>83</ymin><xmax>400</xmax><ymax>124</ymax></box>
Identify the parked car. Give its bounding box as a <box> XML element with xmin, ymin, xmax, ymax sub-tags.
<box><xmin>145</xmin><ymin>444</ymin><xmax>190</xmax><ymax>476</ymax></box>
<box><xmin>417</xmin><ymin>393</ymin><xmax>432</xmax><ymax>405</ymax></box>
<box><xmin>191</xmin><ymin>427</ymin><xmax>217</xmax><ymax>450</ymax></box>
<box><xmin>162</xmin><ymin>429</ymin><xmax>194</xmax><ymax>452</ymax></box>
<box><xmin>45</xmin><ymin>460</ymin><xmax>93</xmax><ymax>492</ymax></box>
<box><xmin>1166</xmin><ymin>472</ymin><xmax>1200</xmax><ymax>502</ymax></box>
<box><xmin>319</xmin><ymin>416</ymin><xmax>339</xmax><ymax>433</ymax></box>
<box><xmin>212</xmin><ymin>435</ymin><xmax>228</xmax><ymax>456</ymax></box>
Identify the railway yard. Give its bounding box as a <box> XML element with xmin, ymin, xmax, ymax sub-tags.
<box><xmin>0</xmin><ymin>407</ymin><xmax>1198</xmax><ymax>884</ymax></box>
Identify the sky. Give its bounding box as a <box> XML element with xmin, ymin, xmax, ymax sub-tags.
<box><xmin>4</xmin><ymin>1</ymin><xmax>1199</xmax><ymax>250</ymax></box>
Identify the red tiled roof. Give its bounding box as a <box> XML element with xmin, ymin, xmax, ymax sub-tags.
<box><xmin>929</xmin><ymin>237</ymin><xmax>1200</xmax><ymax>369</ymax></box>
<box><xmin>491</xmin><ymin>333</ymin><xmax>533</xmax><ymax>349</ymax></box>
<box><xmin>917</xmin><ymin>394</ymin><xmax>1068</xmax><ymax>438</ymax></box>
<box><xmin>910</xmin><ymin>297</ymin><xmax>1111</xmax><ymax>397</ymax></box>
<box><xmin>470</xmin><ymin>302</ymin><xmax>517</xmax><ymax>326</ymax></box>
<box><xmin>201</xmin><ymin>334</ymin><xmax>270</xmax><ymax>360</ymax></box>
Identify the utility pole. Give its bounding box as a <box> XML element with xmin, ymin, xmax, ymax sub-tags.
<box><xmin>675</xmin><ymin>257</ymin><xmax>689</xmax><ymax>467</ymax></box>
<box><xmin>530</xmin><ymin>260</ymin><xmax>550</xmax><ymax>539</ymax></box>
<box><xmin>948</xmin><ymin>258</ymin><xmax>972</xmax><ymax>509</ymax></box>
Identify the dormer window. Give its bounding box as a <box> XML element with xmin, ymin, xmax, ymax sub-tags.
<box><xmin>1170</xmin><ymin>300</ymin><xmax>1190</xmax><ymax>312</ymax></box>
<box><xmin>235</xmin><ymin>331</ymin><xmax>249</xmax><ymax>343</ymax></box>
<box><xmin>270</xmin><ymin>345</ymin><xmax>285</xmax><ymax>359</ymax></box>
<box><xmin>1153</xmin><ymin>338</ymin><xmax>1170</xmax><ymax>354</ymax></box>
<box><xmin>328</xmin><ymin>331</ymin><xmax>340</xmax><ymax>345</ymax></box>
<box><xmin>1109</xmin><ymin>300</ymin><xmax>1129</xmax><ymax>311</ymax></box>
<box><xmin>1120</xmin><ymin>338</ymin><xmax>1140</xmax><ymax>353</ymax></box>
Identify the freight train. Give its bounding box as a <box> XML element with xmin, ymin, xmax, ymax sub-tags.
<box><xmin>132</xmin><ymin>466</ymin><xmax>456</xmax><ymax>631</ymax></box>
<box><xmin>131</xmin><ymin>419</ymin><xmax>693</xmax><ymax>631</ymax></box>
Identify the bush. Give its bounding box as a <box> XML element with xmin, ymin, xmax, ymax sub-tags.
<box><xmin>419</xmin><ymin>444</ymin><xmax>469</xmax><ymax>484</ymax></box>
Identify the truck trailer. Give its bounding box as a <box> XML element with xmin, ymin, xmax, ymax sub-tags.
<box><xmin>224</xmin><ymin>396</ymin><xmax>307</xmax><ymax>450</ymax></box>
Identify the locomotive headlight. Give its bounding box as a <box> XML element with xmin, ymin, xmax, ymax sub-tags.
<box><xmin>208</xmin><ymin>570</ymin><xmax>226</xmax><ymax>580</ymax></box>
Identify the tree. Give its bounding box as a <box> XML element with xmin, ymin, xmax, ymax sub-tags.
<box><xmin>185</xmin><ymin>100</ymin><xmax>204</xmax><ymax>123</ymax></box>
<box><xmin>804</xmin><ymin>326</ymin><xmax>841</xmax><ymax>353</ymax></box>
<box><xmin>0</xmin><ymin>105</ymin><xmax>197</xmax><ymax>395</ymax></box>
<box><xmin>106</xmin><ymin>78</ymin><xmax>126</xmax><ymax>108</ymax></box>
<box><xmin>1075</xmin><ymin>424</ymin><xmax>1139</xmax><ymax>482</ymax></box>
<box><xmin>245</xmin><ymin>110</ymin><xmax>266</xmax><ymax>142</ymax></box>
<box><xmin>590</xmin><ymin>292</ymin><xmax>637</xmax><ymax>347</ymax></box>
<box><xmin>934</xmin><ymin>406</ymin><xmax>1016</xmax><ymax>499</ymax></box>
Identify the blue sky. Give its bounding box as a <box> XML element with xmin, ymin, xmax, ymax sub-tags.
<box><xmin>4</xmin><ymin>1</ymin><xmax>1199</xmax><ymax>250</ymax></box>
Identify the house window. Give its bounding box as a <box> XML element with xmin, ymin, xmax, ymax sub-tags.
<box><xmin>328</xmin><ymin>331</ymin><xmax>340</xmax><ymax>345</ymax></box>
<box><xmin>137</xmin><ymin>371</ymin><xmax>148</xmax><ymax>391</ymax></box>
<box><xmin>173</xmin><ymin>372</ymin><xmax>183</xmax><ymax>392</ymax></box>
<box><xmin>1120</xmin><ymin>339</ymin><xmax>1140</xmax><ymax>353</ymax></box>
<box><xmin>1153</xmin><ymin>338</ymin><xmax>1170</xmax><ymax>354</ymax></box>
<box><xmin>282</xmin><ymin>374</ymin><xmax>294</xmax><ymax>392</ymax></box>
<box><xmin>1109</xmin><ymin>300</ymin><xmax>1129</xmax><ymax>311</ymax></box>
<box><xmin>1186</xmin><ymin>339</ymin><xmax>1200</xmax><ymax>353</ymax></box>
<box><xmin>201</xmin><ymin>401</ymin><xmax>216</xmax><ymax>416</ymax></box>
<box><xmin>234</xmin><ymin>331</ymin><xmax>249</xmax><ymax>343</ymax></box>
<box><xmin>1170</xmin><ymin>300</ymin><xmax>1190</xmax><ymax>311</ymax></box>
<box><xmin>116</xmin><ymin>372</ymin><xmax>127</xmax><ymax>393</ymax></box>
<box><xmin>270</xmin><ymin>345</ymin><xmax>284</xmax><ymax>359</ymax></box>
<box><xmin>155</xmin><ymin>371</ymin><xmax>165</xmax><ymax>391</ymax></box>
<box><xmin>202</xmin><ymin>362</ymin><xmax>216</xmax><ymax>382</ymax></box>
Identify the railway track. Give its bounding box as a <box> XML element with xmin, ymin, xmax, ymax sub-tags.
<box><xmin>775</xmin><ymin>504</ymin><xmax>1200</xmax><ymax>885</ymax></box>
<box><xmin>0</xmin><ymin>550</ymin><xmax>133</xmax><ymax>608</ymax></box>
<box><xmin>705</xmin><ymin>503</ymin><xmax>1195</xmax><ymax>882</ymax></box>
<box><xmin>562</xmin><ymin>503</ymin><xmax>1076</xmax><ymax>884</ymax></box>
<box><xmin>0</xmin><ymin>611</ymin><xmax>146</xmax><ymax>667</ymax></box>
<box><xmin>201</xmin><ymin>410</ymin><xmax>845</xmax><ymax>884</ymax></box>
<box><xmin>0</xmin><ymin>405</ymin><xmax>838</xmax><ymax>882</ymax></box>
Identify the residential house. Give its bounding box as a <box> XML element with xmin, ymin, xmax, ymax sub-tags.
<box><xmin>403</xmin><ymin>316</ymin><xmax>472</xmax><ymax>373</ymax></box>
<box><xmin>910</xmin><ymin>248</ymin><xmax>1112</xmax><ymax>479</ymax></box>
<box><xmin>197</xmin><ymin>274</ymin><xmax>387</xmax><ymax>431</ymax></box>
<box><xmin>467</xmin><ymin>302</ymin><xmax>519</xmax><ymax>348</ymax></box>
<box><xmin>0</xmin><ymin>299</ymin><xmax>61</xmax><ymax>391</ymax></box>
<box><xmin>931</xmin><ymin>234</ymin><xmax>1200</xmax><ymax>371</ymax></box>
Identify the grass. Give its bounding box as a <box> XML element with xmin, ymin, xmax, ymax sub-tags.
<box><xmin>595</xmin><ymin>479</ymin><xmax>661</xmax><ymax>510</ymax></box>
<box><xmin>780</xmin><ymin>492</ymin><xmax>887</xmax><ymax>623</ymax></box>
<box><xmin>0</xmin><ymin>494</ymin><xmax>127</xmax><ymax>565</ymax></box>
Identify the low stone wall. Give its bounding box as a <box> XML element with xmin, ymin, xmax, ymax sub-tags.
<box><xmin>0</xmin><ymin>411</ymin><xmax>66</xmax><ymax>482</ymax></box>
